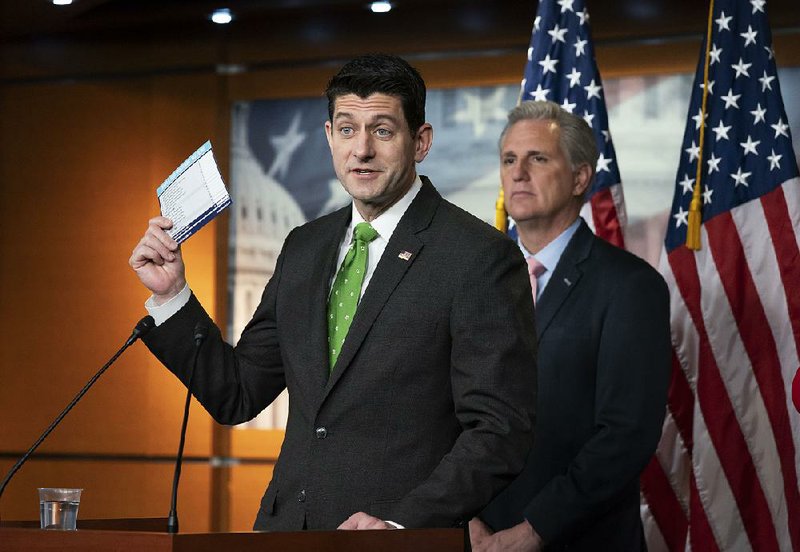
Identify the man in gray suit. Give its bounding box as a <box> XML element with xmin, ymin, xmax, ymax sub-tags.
<box><xmin>470</xmin><ymin>101</ymin><xmax>670</xmax><ymax>551</ymax></box>
<box><xmin>129</xmin><ymin>54</ymin><xmax>538</xmax><ymax>531</ymax></box>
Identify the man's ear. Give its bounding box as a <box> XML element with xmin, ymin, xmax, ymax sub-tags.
<box><xmin>573</xmin><ymin>163</ymin><xmax>593</xmax><ymax>197</ymax></box>
<box><xmin>414</xmin><ymin>123</ymin><xmax>434</xmax><ymax>163</ymax></box>
<box><xmin>324</xmin><ymin>120</ymin><xmax>334</xmax><ymax>150</ymax></box>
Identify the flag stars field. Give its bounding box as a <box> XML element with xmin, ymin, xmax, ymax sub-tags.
<box><xmin>519</xmin><ymin>0</ymin><xmax>626</xmax><ymax>247</ymax></box>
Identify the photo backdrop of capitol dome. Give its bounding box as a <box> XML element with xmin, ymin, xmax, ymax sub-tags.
<box><xmin>228</xmin><ymin>72</ymin><xmax>800</xmax><ymax>430</ymax></box>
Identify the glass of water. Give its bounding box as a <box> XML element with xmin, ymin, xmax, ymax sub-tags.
<box><xmin>38</xmin><ymin>488</ymin><xmax>82</xmax><ymax>530</ymax></box>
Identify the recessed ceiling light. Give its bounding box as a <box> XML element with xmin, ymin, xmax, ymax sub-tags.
<box><xmin>369</xmin><ymin>1</ymin><xmax>393</xmax><ymax>13</ymax></box>
<box><xmin>210</xmin><ymin>8</ymin><xmax>234</xmax><ymax>24</ymax></box>
<box><xmin>52</xmin><ymin>0</ymin><xmax>73</xmax><ymax>5</ymax></box>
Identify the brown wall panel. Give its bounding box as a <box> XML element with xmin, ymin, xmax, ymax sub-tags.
<box><xmin>227</xmin><ymin>463</ymin><xmax>275</xmax><ymax>532</ymax></box>
<box><xmin>0</xmin><ymin>458</ymin><xmax>212</xmax><ymax>532</ymax></box>
<box><xmin>0</xmin><ymin>74</ymin><xmax>223</xmax><ymax>462</ymax></box>
<box><xmin>229</xmin><ymin>429</ymin><xmax>284</xmax><ymax>460</ymax></box>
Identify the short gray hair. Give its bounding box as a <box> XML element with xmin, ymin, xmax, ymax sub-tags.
<box><xmin>499</xmin><ymin>100</ymin><xmax>598</xmax><ymax>174</ymax></box>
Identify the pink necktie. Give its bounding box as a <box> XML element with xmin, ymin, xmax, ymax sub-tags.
<box><xmin>526</xmin><ymin>257</ymin><xmax>546</xmax><ymax>304</ymax></box>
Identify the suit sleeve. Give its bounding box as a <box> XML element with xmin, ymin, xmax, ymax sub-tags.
<box><xmin>523</xmin><ymin>265</ymin><xmax>671</xmax><ymax>543</ymax></box>
<box><xmin>388</xmin><ymin>235</ymin><xmax>539</xmax><ymax>527</ymax></box>
<box><xmin>142</xmin><ymin>230</ymin><xmax>293</xmax><ymax>425</ymax></box>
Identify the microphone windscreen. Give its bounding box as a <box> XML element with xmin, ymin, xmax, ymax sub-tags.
<box><xmin>134</xmin><ymin>315</ymin><xmax>156</xmax><ymax>338</ymax></box>
<box><xmin>193</xmin><ymin>322</ymin><xmax>208</xmax><ymax>343</ymax></box>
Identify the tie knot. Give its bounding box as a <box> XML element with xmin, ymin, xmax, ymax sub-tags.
<box><xmin>527</xmin><ymin>257</ymin><xmax>546</xmax><ymax>278</ymax></box>
<box><xmin>353</xmin><ymin>222</ymin><xmax>379</xmax><ymax>244</ymax></box>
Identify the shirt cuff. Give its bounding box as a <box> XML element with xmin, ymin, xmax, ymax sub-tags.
<box><xmin>384</xmin><ymin>520</ymin><xmax>404</xmax><ymax>529</ymax></box>
<box><xmin>145</xmin><ymin>283</ymin><xmax>191</xmax><ymax>326</ymax></box>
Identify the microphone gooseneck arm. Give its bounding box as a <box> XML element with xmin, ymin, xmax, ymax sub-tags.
<box><xmin>166</xmin><ymin>322</ymin><xmax>207</xmax><ymax>534</ymax></box>
<box><xmin>0</xmin><ymin>316</ymin><xmax>155</xmax><ymax>506</ymax></box>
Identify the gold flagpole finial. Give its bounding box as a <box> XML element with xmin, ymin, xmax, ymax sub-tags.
<box><xmin>495</xmin><ymin>188</ymin><xmax>508</xmax><ymax>233</ymax></box>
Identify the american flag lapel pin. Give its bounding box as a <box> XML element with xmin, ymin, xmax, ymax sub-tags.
<box><xmin>398</xmin><ymin>251</ymin><xmax>412</xmax><ymax>261</ymax></box>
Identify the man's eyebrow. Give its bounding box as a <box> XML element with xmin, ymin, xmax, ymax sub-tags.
<box><xmin>332</xmin><ymin>112</ymin><xmax>401</xmax><ymax>125</ymax></box>
<box><xmin>502</xmin><ymin>149</ymin><xmax>545</xmax><ymax>157</ymax></box>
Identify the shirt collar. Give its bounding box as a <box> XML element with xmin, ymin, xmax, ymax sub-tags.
<box><xmin>518</xmin><ymin>217</ymin><xmax>582</xmax><ymax>272</ymax></box>
<box><xmin>349</xmin><ymin>176</ymin><xmax>422</xmax><ymax>243</ymax></box>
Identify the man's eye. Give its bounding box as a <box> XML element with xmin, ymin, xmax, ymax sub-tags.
<box><xmin>503</xmin><ymin>157</ymin><xmax>515</xmax><ymax>165</ymax></box>
<box><xmin>340</xmin><ymin>127</ymin><xmax>354</xmax><ymax>136</ymax></box>
<box><xmin>375</xmin><ymin>128</ymin><xmax>392</xmax><ymax>138</ymax></box>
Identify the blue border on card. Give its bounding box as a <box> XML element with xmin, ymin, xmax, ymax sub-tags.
<box><xmin>156</xmin><ymin>140</ymin><xmax>212</xmax><ymax>197</ymax></box>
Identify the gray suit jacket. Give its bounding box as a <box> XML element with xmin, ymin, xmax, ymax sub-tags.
<box><xmin>144</xmin><ymin>177</ymin><xmax>538</xmax><ymax>530</ymax></box>
<box><xmin>481</xmin><ymin>220</ymin><xmax>671</xmax><ymax>550</ymax></box>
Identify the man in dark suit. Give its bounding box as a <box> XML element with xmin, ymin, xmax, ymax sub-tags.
<box><xmin>470</xmin><ymin>101</ymin><xmax>671</xmax><ymax>551</ymax></box>
<box><xmin>129</xmin><ymin>54</ymin><xmax>538</xmax><ymax>531</ymax></box>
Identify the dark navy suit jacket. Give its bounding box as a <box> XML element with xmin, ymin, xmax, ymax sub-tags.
<box><xmin>481</xmin><ymin>220</ymin><xmax>671</xmax><ymax>551</ymax></box>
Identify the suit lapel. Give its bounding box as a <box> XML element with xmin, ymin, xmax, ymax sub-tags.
<box><xmin>535</xmin><ymin>220</ymin><xmax>594</xmax><ymax>339</ymax></box>
<box><xmin>323</xmin><ymin>177</ymin><xmax>439</xmax><ymax>397</ymax></box>
<box><xmin>306</xmin><ymin>207</ymin><xmax>351</xmax><ymax>397</ymax></box>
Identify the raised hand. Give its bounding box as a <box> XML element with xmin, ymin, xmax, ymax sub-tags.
<box><xmin>129</xmin><ymin>216</ymin><xmax>186</xmax><ymax>304</ymax></box>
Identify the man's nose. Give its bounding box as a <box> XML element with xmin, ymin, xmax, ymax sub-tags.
<box><xmin>511</xmin><ymin>161</ymin><xmax>529</xmax><ymax>181</ymax></box>
<box><xmin>353</xmin><ymin>131</ymin><xmax>375</xmax><ymax>160</ymax></box>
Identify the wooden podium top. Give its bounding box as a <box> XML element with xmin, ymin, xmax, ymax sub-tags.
<box><xmin>0</xmin><ymin>519</ymin><xmax>467</xmax><ymax>552</ymax></box>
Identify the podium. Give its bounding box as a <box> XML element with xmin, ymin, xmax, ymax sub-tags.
<box><xmin>0</xmin><ymin>518</ymin><xmax>468</xmax><ymax>551</ymax></box>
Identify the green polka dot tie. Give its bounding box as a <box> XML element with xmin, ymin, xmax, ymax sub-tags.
<box><xmin>327</xmin><ymin>222</ymin><xmax>379</xmax><ymax>371</ymax></box>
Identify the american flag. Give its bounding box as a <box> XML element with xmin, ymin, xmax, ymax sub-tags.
<box><xmin>515</xmin><ymin>0</ymin><xmax>626</xmax><ymax>247</ymax></box>
<box><xmin>640</xmin><ymin>0</ymin><xmax>800</xmax><ymax>550</ymax></box>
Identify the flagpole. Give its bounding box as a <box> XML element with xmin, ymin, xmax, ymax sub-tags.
<box><xmin>686</xmin><ymin>0</ymin><xmax>716</xmax><ymax>250</ymax></box>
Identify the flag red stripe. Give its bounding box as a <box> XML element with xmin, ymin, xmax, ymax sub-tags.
<box><xmin>706</xmin><ymin>211</ymin><xmax>800</xmax><ymax>550</ymax></box>
<box><xmin>589</xmin><ymin>187</ymin><xmax>624</xmax><ymax>248</ymax></box>
<box><xmin>640</xmin><ymin>351</ymin><xmax>693</xmax><ymax>550</ymax></box>
<box><xmin>689</xmin><ymin>470</ymin><xmax>721</xmax><ymax>552</ymax></box>
<box><xmin>760</xmin><ymin>186</ymin><xmax>800</xmax><ymax>355</ymax></box>
<box><xmin>667</xmin><ymin>350</ymin><xmax>694</xmax><ymax>452</ymax></box>
<box><xmin>669</xmin><ymin>246</ymin><xmax>780</xmax><ymax>550</ymax></box>
<box><xmin>641</xmin><ymin>456</ymin><xmax>688</xmax><ymax>551</ymax></box>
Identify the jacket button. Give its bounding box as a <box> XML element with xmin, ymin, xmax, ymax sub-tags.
<box><xmin>297</xmin><ymin>490</ymin><xmax>306</xmax><ymax>503</ymax></box>
<box><xmin>315</xmin><ymin>427</ymin><xmax>327</xmax><ymax>439</ymax></box>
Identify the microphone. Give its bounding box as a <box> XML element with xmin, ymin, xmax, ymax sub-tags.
<box><xmin>166</xmin><ymin>322</ymin><xmax>207</xmax><ymax>534</ymax></box>
<box><xmin>792</xmin><ymin>366</ymin><xmax>800</xmax><ymax>414</ymax></box>
<box><xmin>0</xmin><ymin>316</ymin><xmax>155</xmax><ymax>505</ymax></box>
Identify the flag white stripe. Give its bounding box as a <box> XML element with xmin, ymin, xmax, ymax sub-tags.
<box><xmin>696</xmin><ymin>225</ymin><xmax>790</xmax><ymax>549</ymax></box>
<box><xmin>641</xmin><ymin>498</ymin><xmax>670</xmax><ymax>552</ymax></box>
<box><xmin>692</xmin><ymin>401</ymin><xmax>752</xmax><ymax>551</ymax></box>
<box><xmin>781</xmin><ymin>177</ymin><xmax>800</xmax><ymax>255</ymax></box>
<box><xmin>660</xmin><ymin>253</ymin><xmax>699</xmax><ymax>394</ymax></box>
<box><xmin>609</xmin><ymin>182</ymin><xmax>627</xmax><ymax>227</ymax></box>
<box><xmin>781</xmin><ymin>177</ymin><xmax>800</xmax><ymax>476</ymax></box>
<box><xmin>654</xmin><ymin>411</ymin><xmax>691</xmax><ymax>514</ymax></box>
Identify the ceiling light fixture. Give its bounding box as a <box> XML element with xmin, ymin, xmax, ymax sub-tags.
<box><xmin>369</xmin><ymin>1</ymin><xmax>393</xmax><ymax>13</ymax></box>
<box><xmin>52</xmin><ymin>0</ymin><xmax>73</xmax><ymax>5</ymax></box>
<box><xmin>210</xmin><ymin>8</ymin><xmax>234</xmax><ymax>25</ymax></box>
